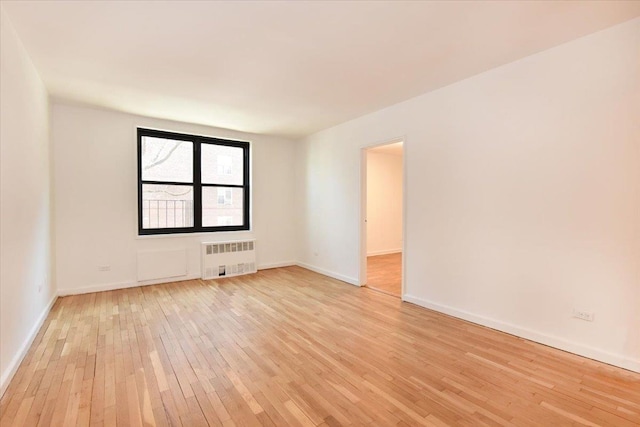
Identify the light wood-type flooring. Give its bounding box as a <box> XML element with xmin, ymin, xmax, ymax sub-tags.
<box><xmin>1</xmin><ymin>266</ymin><xmax>639</xmax><ymax>426</ymax></box>
<box><xmin>366</xmin><ymin>253</ymin><xmax>402</xmax><ymax>297</ymax></box>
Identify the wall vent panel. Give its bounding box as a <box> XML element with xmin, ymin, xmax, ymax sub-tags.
<box><xmin>137</xmin><ymin>249</ymin><xmax>187</xmax><ymax>281</ymax></box>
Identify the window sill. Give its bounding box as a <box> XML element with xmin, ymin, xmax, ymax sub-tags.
<box><xmin>135</xmin><ymin>229</ymin><xmax>253</xmax><ymax>240</ymax></box>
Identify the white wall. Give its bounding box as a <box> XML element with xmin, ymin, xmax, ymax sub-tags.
<box><xmin>52</xmin><ymin>103</ymin><xmax>297</xmax><ymax>294</ymax></box>
<box><xmin>366</xmin><ymin>150</ymin><xmax>403</xmax><ymax>255</ymax></box>
<box><xmin>0</xmin><ymin>10</ymin><xmax>55</xmax><ymax>395</ymax></box>
<box><xmin>296</xmin><ymin>19</ymin><xmax>640</xmax><ymax>371</ymax></box>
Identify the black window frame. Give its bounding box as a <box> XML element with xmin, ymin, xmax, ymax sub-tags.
<box><xmin>137</xmin><ymin>127</ymin><xmax>250</xmax><ymax>235</ymax></box>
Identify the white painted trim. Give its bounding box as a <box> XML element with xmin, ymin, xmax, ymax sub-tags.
<box><xmin>359</xmin><ymin>135</ymin><xmax>407</xmax><ymax>294</ymax></box>
<box><xmin>135</xmin><ymin>230</ymin><xmax>254</xmax><ymax>240</ymax></box>
<box><xmin>258</xmin><ymin>261</ymin><xmax>296</xmax><ymax>270</ymax></box>
<box><xmin>296</xmin><ymin>262</ymin><xmax>360</xmax><ymax>286</ymax></box>
<box><xmin>56</xmin><ymin>261</ymin><xmax>297</xmax><ymax>297</ymax></box>
<box><xmin>359</xmin><ymin>147</ymin><xmax>368</xmax><ymax>286</ymax></box>
<box><xmin>57</xmin><ymin>274</ymin><xmax>203</xmax><ymax>296</ymax></box>
<box><xmin>138</xmin><ymin>274</ymin><xmax>205</xmax><ymax>287</ymax></box>
<box><xmin>367</xmin><ymin>248</ymin><xmax>402</xmax><ymax>257</ymax></box>
<box><xmin>400</xmin><ymin>137</ymin><xmax>407</xmax><ymax>301</ymax></box>
<box><xmin>403</xmin><ymin>294</ymin><xmax>640</xmax><ymax>373</ymax></box>
<box><xmin>0</xmin><ymin>293</ymin><xmax>58</xmax><ymax>398</ymax></box>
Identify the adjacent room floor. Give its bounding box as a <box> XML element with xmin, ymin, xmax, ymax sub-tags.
<box><xmin>366</xmin><ymin>252</ymin><xmax>402</xmax><ymax>296</ymax></box>
<box><xmin>1</xmin><ymin>266</ymin><xmax>638</xmax><ymax>426</ymax></box>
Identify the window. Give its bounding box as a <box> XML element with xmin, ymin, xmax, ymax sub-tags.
<box><xmin>217</xmin><ymin>155</ymin><xmax>232</xmax><ymax>175</ymax></box>
<box><xmin>217</xmin><ymin>188</ymin><xmax>232</xmax><ymax>205</ymax></box>
<box><xmin>138</xmin><ymin>128</ymin><xmax>249</xmax><ymax>235</ymax></box>
<box><xmin>217</xmin><ymin>216</ymin><xmax>233</xmax><ymax>226</ymax></box>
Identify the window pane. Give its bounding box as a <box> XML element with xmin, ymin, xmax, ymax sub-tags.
<box><xmin>142</xmin><ymin>184</ymin><xmax>193</xmax><ymax>229</ymax></box>
<box><xmin>141</xmin><ymin>136</ymin><xmax>193</xmax><ymax>183</ymax></box>
<box><xmin>202</xmin><ymin>187</ymin><xmax>244</xmax><ymax>227</ymax></box>
<box><xmin>201</xmin><ymin>144</ymin><xmax>243</xmax><ymax>185</ymax></box>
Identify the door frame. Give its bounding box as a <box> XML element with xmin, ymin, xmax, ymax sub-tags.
<box><xmin>359</xmin><ymin>136</ymin><xmax>407</xmax><ymax>299</ymax></box>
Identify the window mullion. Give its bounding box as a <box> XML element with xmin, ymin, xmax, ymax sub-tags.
<box><xmin>194</xmin><ymin>139</ymin><xmax>202</xmax><ymax>231</ymax></box>
<box><xmin>140</xmin><ymin>180</ymin><xmax>194</xmax><ymax>186</ymax></box>
<box><xmin>244</xmin><ymin>144</ymin><xmax>250</xmax><ymax>228</ymax></box>
<box><xmin>200</xmin><ymin>183</ymin><xmax>244</xmax><ymax>188</ymax></box>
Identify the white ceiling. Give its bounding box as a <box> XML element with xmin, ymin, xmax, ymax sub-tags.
<box><xmin>3</xmin><ymin>1</ymin><xmax>639</xmax><ymax>138</ymax></box>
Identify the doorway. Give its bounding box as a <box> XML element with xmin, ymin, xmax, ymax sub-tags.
<box><xmin>361</xmin><ymin>141</ymin><xmax>404</xmax><ymax>297</ymax></box>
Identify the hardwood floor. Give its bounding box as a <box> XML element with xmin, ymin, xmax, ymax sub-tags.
<box><xmin>366</xmin><ymin>253</ymin><xmax>401</xmax><ymax>296</ymax></box>
<box><xmin>1</xmin><ymin>266</ymin><xmax>638</xmax><ymax>426</ymax></box>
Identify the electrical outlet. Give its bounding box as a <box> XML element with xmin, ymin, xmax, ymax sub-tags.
<box><xmin>573</xmin><ymin>309</ymin><xmax>594</xmax><ymax>322</ymax></box>
<box><xmin>98</xmin><ymin>265</ymin><xmax>111</xmax><ymax>272</ymax></box>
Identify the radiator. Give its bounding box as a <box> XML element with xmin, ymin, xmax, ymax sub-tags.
<box><xmin>201</xmin><ymin>239</ymin><xmax>257</xmax><ymax>280</ymax></box>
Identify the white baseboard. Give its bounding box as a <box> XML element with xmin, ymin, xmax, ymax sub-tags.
<box><xmin>0</xmin><ymin>293</ymin><xmax>58</xmax><ymax>398</ymax></box>
<box><xmin>57</xmin><ymin>261</ymin><xmax>299</xmax><ymax>296</ymax></box>
<box><xmin>367</xmin><ymin>248</ymin><xmax>402</xmax><ymax>256</ymax></box>
<box><xmin>296</xmin><ymin>262</ymin><xmax>360</xmax><ymax>286</ymax></box>
<box><xmin>403</xmin><ymin>294</ymin><xmax>640</xmax><ymax>373</ymax></box>
<box><xmin>57</xmin><ymin>274</ymin><xmax>203</xmax><ymax>296</ymax></box>
<box><xmin>258</xmin><ymin>261</ymin><xmax>296</xmax><ymax>270</ymax></box>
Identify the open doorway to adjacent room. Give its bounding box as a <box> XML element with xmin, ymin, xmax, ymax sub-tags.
<box><xmin>361</xmin><ymin>140</ymin><xmax>404</xmax><ymax>297</ymax></box>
